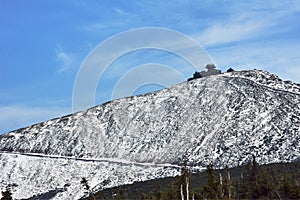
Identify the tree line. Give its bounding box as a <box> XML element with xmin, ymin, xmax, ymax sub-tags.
<box><xmin>140</xmin><ymin>156</ymin><xmax>300</xmax><ymax>200</ymax></box>
<box><xmin>2</xmin><ymin>156</ymin><xmax>299</xmax><ymax>199</ymax></box>
<box><xmin>89</xmin><ymin>156</ymin><xmax>300</xmax><ymax>200</ymax></box>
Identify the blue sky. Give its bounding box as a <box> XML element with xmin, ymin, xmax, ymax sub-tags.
<box><xmin>1</xmin><ymin>0</ymin><xmax>300</xmax><ymax>134</ymax></box>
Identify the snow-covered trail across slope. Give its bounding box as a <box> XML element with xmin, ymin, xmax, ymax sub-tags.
<box><xmin>0</xmin><ymin>152</ymin><xmax>186</xmax><ymax>200</ymax></box>
<box><xmin>0</xmin><ymin>151</ymin><xmax>206</xmax><ymax>170</ymax></box>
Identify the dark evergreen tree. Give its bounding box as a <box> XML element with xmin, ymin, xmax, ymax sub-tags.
<box><xmin>280</xmin><ymin>176</ymin><xmax>300</xmax><ymax>199</ymax></box>
<box><xmin>201</xmin><ymin>164</ymin><xmax>221</xmax><ymax>199</ymax></box>
<box><xmin>256</xmin><ymin>167</ymin><xmax>277</xmax><ymax>199</ymax></box>
<box><xmin>1</xmin><ymin>190</ymin><xmax>12</xmax><ymax>200</ymax></box>
<box><xmin>248</xmin><ymin>155</ymin><xmax>260</xmax><ymax>199</ymax></box>
<box><xmin>81</xmin><ymin>177</ymin><xmax>90</xmax><ymax>191</ymax></box>
<box><xmin>221</xmin><ymin>165</ymin><xmax>232</xmax><ymax>200</ymax></box>
<box><xmin>160</xmin><ymin>184</ymin><xmax>176</xmax><ymax>200</ymax></box>
<box><xmin>237</xmin><ymin>155</ymin><xmax>260</xmax><ymax>199</ymax></box>
<box><xmin>175</xmin><ymin>158</ymin><xmax>190</xmax><ymax>199</ymax></box>
<box><xmin>154</xmin><ymin>183</ymin><xmax>162</xmax><ymax>200</ymax></box>
<box><xmin>236</xmin><ymin>173</ymin><xmax>247</xmax><ymax>199</ymax></box>
<box><xmin>116</xmin><ymin>189</ymin><xmax>126</xmax><ymax>200</ymax></box>
<box><xmin>81</xmin><ymin>177</ymin><xmax>95</xmax><ymax>200</ymax></box>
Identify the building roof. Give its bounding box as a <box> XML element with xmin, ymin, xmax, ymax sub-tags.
<box><xmin>205</xmin><ymin>64</ymin><xmax>217</xmax><ymax>70</ymax></box>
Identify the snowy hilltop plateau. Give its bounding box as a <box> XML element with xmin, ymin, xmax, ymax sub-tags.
<box><xmin>0</xmin><ymin>69</ymin><xmax>300</xmax><ymax>199</ymax></box>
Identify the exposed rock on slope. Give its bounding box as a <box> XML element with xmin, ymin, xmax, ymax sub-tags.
<box><xmin>0</xmin><ymin>70</ymin><xmax>300</xmax><ymax>199</ymax></box>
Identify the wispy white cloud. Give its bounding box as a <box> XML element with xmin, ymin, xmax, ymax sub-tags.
<box><xmin>114</xmin><ymin>7</ymin><xmax>127</xmax><ymax>15</ymax></box>
<box><xmin>196</xmin><ymin>19</ymin><xmax>267</xmax><ymax>47</ymax></box>
<box><xmin>195</xmin><ymin>1</ymin><xmax>300</xmax><ymax>47</ymax></box>
<box><xmin>0</xmin><ymin>105</ymin><xmax>71</xmax><ymax>134</ymax></box>
<box><xmin>55</xmin><ymin>45</ymin><xmax>73</xmax><ymax>73</ymax></box>
<box><xmin>79</xmin><ymin>22</ymin><xmax>128</xmax><ymax>36</ymax></box>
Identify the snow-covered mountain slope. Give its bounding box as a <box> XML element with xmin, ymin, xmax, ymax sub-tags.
<box><xmin>0</xmin><ymin>152</ymin><xmax>180</xmax><ymax>199</ymax></box>
<box><xmin>0</xmin><ymin>69</ymin><xmax>300</xmax><ymax>199</ymax></box>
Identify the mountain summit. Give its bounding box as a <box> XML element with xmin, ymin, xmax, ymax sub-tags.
<box><xmin>1</xmin><ymin>69</ymin><xmax>300</xmax><ymax>199</ymax></box>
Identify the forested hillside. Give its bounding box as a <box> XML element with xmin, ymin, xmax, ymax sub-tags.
<box><xmin>85</xmin><ymin>158</ymin><xmax>300</xmax><ymax>199</ymax></box>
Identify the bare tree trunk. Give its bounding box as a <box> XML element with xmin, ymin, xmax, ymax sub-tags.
<box><xmin>186</xmin><ymin>177</ymin><xmax>189</xmax><ymax>200</ymax></box>
<box><xmin>181</xmin><ymin>184</ymin><xmax>184</xmax><ymax>200</ymax></box>
<box><xmin>228</xmin><ymin>171</ymin><xmax>231</xmax><ymax>199</ymax></box>
<box><xmin>276</xmin><ymin>190</ymin><xmax>282</xmax><ymax>200</ymax></box>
